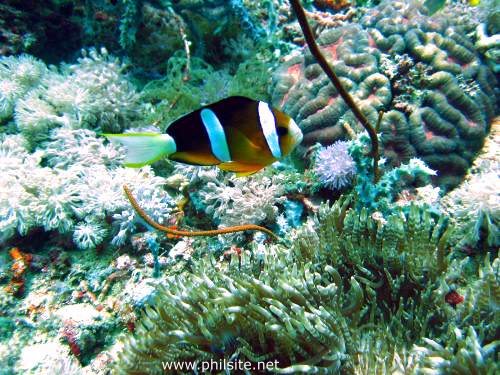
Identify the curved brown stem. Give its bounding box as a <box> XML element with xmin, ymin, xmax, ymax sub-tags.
<box><xmin>289</xmin><ymin>0</ymin><xmax>380</xmax><ymax>182</ymax></box>
<box><xmin>123</xmin><ymin>185</ymin><xmax>278</xmax><ymax>240</ymax></box>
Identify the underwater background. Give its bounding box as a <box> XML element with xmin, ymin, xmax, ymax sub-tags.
<box><xmin>0</xmin><ymin>0</ymin><xmax>498</xmax><ymax>373</ymax></box>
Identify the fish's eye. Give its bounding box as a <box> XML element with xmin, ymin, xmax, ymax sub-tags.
<box><xmin>277</xmin><ymin>126</ymin><xmax>288</xmax><ymax>136</ymax></box>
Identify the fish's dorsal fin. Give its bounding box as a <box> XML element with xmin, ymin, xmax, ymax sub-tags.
<box><xmin>104</xmin><ymin>133</ymin><xmax>176</xmax><ymax>167</ymax></box>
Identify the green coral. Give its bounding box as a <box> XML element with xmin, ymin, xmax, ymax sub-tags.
<box><xmin>115</xmin><ymin>245</ymin><xmax>352</xmax><ymax>373</ymax></box>
<box><xmin>349</xmin><ymin>133</ymin><xmax>437</xmax><ymax>213</ymax></box>
<box><xmin>413</xmin><ymin>326</ymin><xmax>499</xmax><ymax>374</ymax></box>
<box><xmin>457</xmin><ymin>256</ymin><xmax>500</xmax><ymax>343</ymax></box>
<box><xmin>115</xmin><ymin>197</ymin><xmax>458</xmax><ymax>373</ymax></box>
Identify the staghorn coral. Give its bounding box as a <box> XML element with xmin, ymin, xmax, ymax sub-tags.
<box><xmin>272</xmin><ymin>0</ymin><xmax>497</xmax><ymax>189</ymax></box>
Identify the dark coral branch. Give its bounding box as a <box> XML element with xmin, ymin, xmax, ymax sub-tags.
<box><xmin>375</xmin><ymin>111</ymin><xmax>384</xmax><ymax>132</ymax></box>
<box><xmin>289</xmin><ymin>0</ymin><xmax>380</xmax><ymax>182</ymax></box>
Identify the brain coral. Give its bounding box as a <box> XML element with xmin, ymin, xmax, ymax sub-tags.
<box><xmin>271</xmin><ymin>0</ymin><xmax>498</xmax><ymax>190</ymax></box>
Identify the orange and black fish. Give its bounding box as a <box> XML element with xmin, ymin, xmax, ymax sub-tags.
<box><xmin>105</xmin><ymin>96</ymin><xmax>303</xmax><ymax>176</ymax></box>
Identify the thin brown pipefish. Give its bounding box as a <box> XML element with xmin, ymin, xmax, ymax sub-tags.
<box><xmin>123</xmin><ymin>185</ymin><xmax>278</xmax><ymax>240</ymax></box>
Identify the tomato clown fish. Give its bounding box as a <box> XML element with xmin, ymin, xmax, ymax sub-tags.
<box><xmin>105</xmin><ymin>96</ymin><xmax>303</xmax><ymax>176</ymax></box>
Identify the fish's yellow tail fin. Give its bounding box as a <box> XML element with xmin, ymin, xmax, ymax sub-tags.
<box><xmin>104</xmin><ymin>133</ymin><xmax>177</xmax><ymax>167</ymax></box>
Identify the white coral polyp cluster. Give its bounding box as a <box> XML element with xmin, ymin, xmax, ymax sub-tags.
<box><xmin>442</xmin><ymin>171</ymin><xmax>500</xmax><ymax>219</ymax></box>
<box><xmin>0</xmin><ymin>129</ymin><xmax>177</xmax><ymax>248</ymax></box>
<box><xmin>0</xmin><ymin>51</ymin><xmax>177</xmax><ymax>249</ymax></box>
<box><xmin>195</xmin><ymin>171</ymin><xmax>285</xmax><ymax>228</ymax></box>
<box><xmin>43</xmin><ymin>48</ymin><xmax>140</xmax><ymax>132</ymax></box>
<box><xmin>73</xmin><ymin>221</ymin><xmax>108</xmax><ymax>250</ymax></box>
<box><xmin>0</xmin><ymin>135</ymin><xmax>77</xmax><ymax>239</ymax></box>
<box><xmin>314</xmin><ymin>141</ymin><xmax>357</xmax><ymax>190</ymax></box>
<box><xmin>2</xmin><ymin>49</ymin><xmax>140</xmax><ymax>149</ymax></box>
<box><xmin>0</xmin><ymin>55</ymin><xmax>47</xmax><ymax>122</ymax></box>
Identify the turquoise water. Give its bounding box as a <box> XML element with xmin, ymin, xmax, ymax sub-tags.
<box><xmin>0</xmin><ymin>0</ymin><xmax>498</xmax><ymax>374</ymax></box>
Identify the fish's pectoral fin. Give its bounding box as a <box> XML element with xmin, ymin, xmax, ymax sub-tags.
<box><xmin>104</xmin><ymin>133</ymin><xmax>177</xmax><ymax>167</ymax></box>
<box><xmin>217</xmin><ymin>161</ymin><xmax>265</xmax><ymax>176</ymax></box>
<box><xmin>224</xmin><ymin>126</ymin><xmax>276</xmax><ymax>166</ymax></box>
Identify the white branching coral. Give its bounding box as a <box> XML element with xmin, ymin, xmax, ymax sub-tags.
<box><xmin>0</xmin><ymin>128</ymin><xmax>177</xmax><ymax>248</ymax></box>
<box><xmin>15</xmin><ymin>90</ymin><xmax>73</xmax><ymax>145</ymax></box>
<box><xmin>193</xmin><ymin>170</ymin><xmax>286</xmax><ymax>227</ymax></box>
<box><xmin>43</xmin><ymin>127</ymin><xmax>123</xmax><ymax>169</ymax></box>
<box><xmin>73</xmin><ymin>220</ymin><xmax>108</xmax><ymax>250</ymax></box>
<box><xmin>0</xmin><ymin>135</ymin><xmax>40</xmax><ymax>239</ymax></box>
<box><xmin>0</xmin><ymin>54</ymin><xmax>47</xmax><ymax>122</ymax></box>
<box><xmin>72</xmin><ymin>164</ymin><xmax>176</xmax><ymax>247</ymax></box>
<box><xmin>0</xmin><ymin>51</ymin><xmax>176</xmax><ymax>249</ymax></box>
<box><xmin>0</xmin><ymin>134</ymin><xmax>79</xmax><ymax>240</ymax></box>
<box><xmin>2</xmin><ymin>49</ymin><xmax>141</xmax><ymax>149</ymax></box>
<box><xmin>43</xmin><ymin>48</ymin><xmax>140</xmax><ymax>132</ymax></box>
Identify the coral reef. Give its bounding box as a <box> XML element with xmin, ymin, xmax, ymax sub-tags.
<box><xmin>0</xmin><ymin>54</ymin><xmax>47</xmax><ymax>122</ymax></box>
<box><xmin>413</xmin><ymin>326</ymin><xmax>499</xmax><ymax>373</ymax></box>
<box><xmin>114</xmin><ymin>198</ymin><xmax>459</xmax><ymax>373</ymax></box>
<box><xmin>189</xmin><ymin>169</ymin><xmax>286</xmax><ymax>229</ymax></box>
<box><xmin>1</xmin><ymin>49</ymin><xmax>142</xmax><ymax>142</ymax></box>
<box><xmin>441</xmin><ymin>117</ymin><xmax>499</xmax><ymax>252</ymax></box>
<box><xmin>271</xmin><ymin>0</ymin><xmax>498</xmax><ymax>189</ymax></box>
<box><xmin>0</xmin><ymin>127</ymin><xmax>177</xmax><ymax>249</ymax></box>
<box><xmin>0</xmin><ymin>1</ymin><xmax>497</xmax><ymax>374</ymax></box>
<box><xmin>0</xmin><ymin>51</ymin><xmax>179</xmax><ymax>250</ymax></box>
<box><xmin>313</xmin><ymin>140</ymin><xmax>357</xmax><ymax>190</ymax></box>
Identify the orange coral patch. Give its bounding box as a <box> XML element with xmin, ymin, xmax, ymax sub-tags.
<box><xmin>322</xmin><ymin>38</ymin><xmax>343</xmax><ymax>61</ymax></box>
<box><xmin>287</xmin><ymin>63</ymin><xmax>302</xmax><ymax>84</ymax></box>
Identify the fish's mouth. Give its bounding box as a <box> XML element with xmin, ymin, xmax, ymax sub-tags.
<box><xmin>289</xmin><ymin>118</ymin><xmax>303</xmax><ymax>146</ymax></box>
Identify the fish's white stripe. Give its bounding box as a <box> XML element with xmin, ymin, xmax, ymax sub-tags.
<box><xmin>258</xmin><ymin>101</ymin><xmax>281</xmax><ymax>159</ymax></box>
<box><xmin>200</xmin><ymin>108</ymin><xmax>231</xmax><ymax>162</ymax></box>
